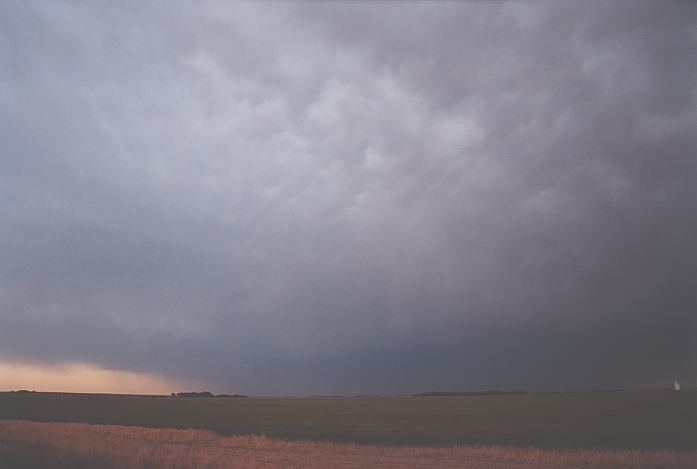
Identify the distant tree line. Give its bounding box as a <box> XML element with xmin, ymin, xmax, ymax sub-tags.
<box><xmin>413</xmin><ymin>390</ymin><xmax>528</xmax><ymax>397</ymax></box>
<box><xmin>171</xmin><ymin>392</ymin><xmax>247</xmax><ymax>398</ymax></box>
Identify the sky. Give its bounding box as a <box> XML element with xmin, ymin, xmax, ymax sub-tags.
<box><xmin>0</xmin><ymin>1</ymin><xmax>695</xmax><ymax>395</ymax></box>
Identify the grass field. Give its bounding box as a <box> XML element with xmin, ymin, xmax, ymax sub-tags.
<box><xmin>1</xmin><ymin>420</ymin><xmax>694</xmax><ymax>468</ymax></box>
<box><xmin>1</xmin><ymin>390</ymin><xmax>695</xmax><ymax>450</ymax></box>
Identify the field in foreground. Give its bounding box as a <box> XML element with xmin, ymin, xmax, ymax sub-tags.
<box><xmin>1</xmin><ymin>420</ymin><xmax>694</xmax><ymax>469</ymax></box>
<box><xmin>1</xmin><ymin>390</ymin><xmax>695</xmax><ymax>449</ymax></box>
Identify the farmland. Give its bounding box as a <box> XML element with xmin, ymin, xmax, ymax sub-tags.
<box><xmin>0</xmin><ymin>390</ymin><xmax>695</xmax><ymax>450</ymax></box>
<box><xmin>1</xmin><ymin>420</ymin><xmax>694</xmax><ymax>469</ymax></box>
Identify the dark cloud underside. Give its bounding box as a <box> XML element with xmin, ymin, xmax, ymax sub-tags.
<box><xmin>1</xmin><ymin>0</ymin><xmax>695</xmax><ymax>394</ymax></box>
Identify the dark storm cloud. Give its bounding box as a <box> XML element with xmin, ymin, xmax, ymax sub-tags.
<box><xmin>1</xmin><ymin>0</ymin><xmax>695</xmax><ymax>394</ymax></box>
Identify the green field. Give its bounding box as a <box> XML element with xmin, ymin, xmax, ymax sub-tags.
<box><xmin>1</xmin><ymin>391</ymin><xmax>695</xmax><ymax>450</ymax></box>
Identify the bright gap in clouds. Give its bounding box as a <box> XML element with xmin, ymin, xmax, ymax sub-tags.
<box><xmin>0</xmin><ymin>361</ymin><xmax>185</xmax><ymax>395</ymax></box>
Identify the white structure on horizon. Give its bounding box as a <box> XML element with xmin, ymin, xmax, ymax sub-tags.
<box><xmin>673</xmin><ymin>380</ymin><xmax>681</xmax><ymax>391</ymax></box>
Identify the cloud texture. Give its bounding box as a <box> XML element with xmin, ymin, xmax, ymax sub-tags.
<box><xmin>1</xmin><ymin>1</ymin><xmax>695</xmax><ymax>394</ymax></box>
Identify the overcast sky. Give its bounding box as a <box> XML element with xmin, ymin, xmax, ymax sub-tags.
<box><xmin>1</xmin><ymin>1</ymin><xmax>695</xmax><ymax>395</ymax></box>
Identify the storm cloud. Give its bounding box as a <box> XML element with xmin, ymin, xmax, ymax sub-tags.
<box><xmin>1</xmin><ymin>1</ymin><xmax>695</xmax><ymax>394</ymax></box>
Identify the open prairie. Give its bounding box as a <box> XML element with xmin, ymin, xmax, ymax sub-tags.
<box><xmin>0</xmin><ymin>390</ymin><xmax>695</xmax><ymax>450</ymax></box>
<box><xmin>1</xmin><ymin>420</ymin><xmax>694</xmax><ymax>469</ymax></box>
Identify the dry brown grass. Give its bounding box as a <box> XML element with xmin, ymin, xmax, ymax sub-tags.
<box><xmin>0</xmin><ymin>419</ymin><xmax>694</xmax><ymax>468</ymax></box>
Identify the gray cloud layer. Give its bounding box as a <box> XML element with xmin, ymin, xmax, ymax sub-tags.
<box><xmin>1</xmin><ymin>1</ymin><xmax>695</xmax><ymax>394</ymax></box>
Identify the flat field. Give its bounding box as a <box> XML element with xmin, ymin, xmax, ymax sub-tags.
<box><xmin>0</xmin><ymin>420</ymin><xmax>694</xmax><ymax>469</ymax></box>
<box><xmin>0</xmin><ymin>390</ymin><xmax>695</xmax><ymax>449</ymax></box>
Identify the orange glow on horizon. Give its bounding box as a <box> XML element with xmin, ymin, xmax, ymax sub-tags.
<box><xmin>0</xmin><ymin>361</ymin><xmax>185</xmax><ymax>395</ymax></box>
